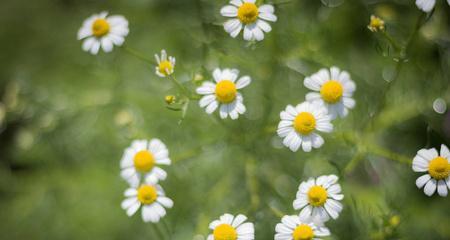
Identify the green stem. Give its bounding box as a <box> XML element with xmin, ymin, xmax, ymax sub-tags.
<box><xmin>380</xmin><ymin>30</ymin><xmax>402</xmax><ymax>52</ymax></box>
<box><xmin>268</xmin><ymin>204</ymin><xmax>285</xmax><ymax>218</ymax></box>
<box><xmin>344</xmin><ymin>151</ymin><xmax>365</xmax><ymax>175</ymax></box>
<box><xmin>245</xmin><ymin>157</ymin><xmax>260</xmax><ymax>212</ymax></box>
<box><xmin>121</xmin><ymin>46</ymin><xmax>155</xmax><ymax>65</ymax></box>
<box><xmin>272</xmin><ymin>0</ymin><xmax>294</xmax><ymax>6</ymax></box>
<box><xmin>167</xmin><ymin>75</ymin><xmax>198</xmax><ymax>101</ymax></box>
<box><xmin>152</xmin><ymin>224</ymin><xmax>167</xmax><ymax>240</ymax></box>
<box><xmin>366</xmin><ymin>13</ymin><xmax>426</xmax><ymax>131</ymax></box>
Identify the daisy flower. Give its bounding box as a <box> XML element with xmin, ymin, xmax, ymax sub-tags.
<box><xmin>304</xmin><ymin>66</ymin><xmax>356</xmax><ymax>119</ymax></box>
<box><xmin>121</xmin><ymin>177</ymin><xmax>173</xmax><ymax>223</ymax></box>
<box><xmin>196</xmin><ymin>68</ymin><xmax>250</xmax><ymax>119</ymax></box>
<box><xmin>220</xmin><ymin>0</ymin><xmax>277</xmax><ymax>41</ymax></box>
<box><xmin>413</xmin><ymin>144</ymin><xmax>450</xmax><ymax>197</ymax></box>
<box><xmin>416</xmin><ymin>0</ymin><xmax>449</xmax><ymax>12</ymax></box>
<box><xmin>207</xmin><ymin>213</ymin><xmax>254</xmax><ymax>240</ymax></box>
<box><xmin>275</xmin><ymin>215</ymin><xmax>330</xmax><ymax>240</ymax></box>
<box><xmin>155</xmin><ymin>49</ymin><xmax>176</xmax><ymax>77</ymax></box>
<box><xmin>277</xmin><ymin>101</ymin><xmax>333</xmax><ymax>152</ymax></box>
<box><xmin>293</xmin><ymin>175</ymin><xmax>344</xmax><ymax>222</ymax></box>
<box><xmin>367</xmin><ymin>15</ymin><xmax>385</xmax><ymax>32</ymax></box>
<box><xmin>120</xmin><ymin>139</ymin><xmax>171</xmax><ymax>187</ymax></box>
<box><xmin>77</xmin><ymin>11</ymin><xmax>129</xmax><ymax>55</ymax></box>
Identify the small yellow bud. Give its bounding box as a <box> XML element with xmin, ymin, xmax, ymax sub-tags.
<box><xmin>165</xmin><ymin>95</ymin><xmax>176</xmax><ymax>104</ymax></box>
<box><xmin>368</xmin><ymin>15</ymin><xmax>385</xmax><ymax>32</ymax></box>
<box><xmin>389</xmin><ymin>215</ymin><xmax>400</xmax><ymax>227</ymax></box>
<box><xmin>194</xmin><ymin>73</ymin><xmax>204</xmax><ymax>82</ymax></box>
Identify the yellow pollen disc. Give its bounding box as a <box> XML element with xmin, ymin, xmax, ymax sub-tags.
<box><xmin>137</xmin><ymin>185</ymin><xmax>158</xmax><ymax>205</ymax></box>
<box><xmin>215</xmin><ymin>80</ymin><xmax>237</xmax><ymax>103</ymax></box>
<box><xmin>292</xmin><ymin>224</ymin><xmax>314</xmax><ymax>240</ymax></box>
<box><xmin>308</xmin><ymin>185</ymin><xmax>328</xmax><ymax>207</ymax></box>
<box><xmin>428</xmin><ymin>157</ymin><xmax>450</xmax><ymax>180</ymax></box>
<box><xmin>370</xmin><ymin>18</ymin><xmax>383</xmax><ymax>28</ymax></box>
<box><xmin>92</xmin><ymin>18</ymin><xmax>110</xmax><ymax>38</ymax></box>
<box><xmin>158</xmin><ymin>60</ymin><xmax>173</xmax><ymax>75</ymax></box>
<box><xmin>133</xmin><ymin>150</ymin><xmax>155</xmax><ymax>172</ymax></box>
<box><xmin>293</xmin><ymin>112</ymin><xmax>316</xmax><ymax>135</ymax></box>
<box><xmin>237</xmin><ymin>3</ymin><xmax>259</xmax><ymax>24</ymax></box>
<box><xmin>320</xmin><ymin>80</ymin><xmax>343</xmax><ymax>104</ymax></box>
<box><xmin>213</xmin><ymin>224</ymin><xmax>237</xmax><ymax>240</ymax></box>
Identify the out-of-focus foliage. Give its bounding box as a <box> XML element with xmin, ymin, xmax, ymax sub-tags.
<box><xmin>0</xmin><ymin>0</ymin><xmax>449</xmax><ymax>239</ymax></box>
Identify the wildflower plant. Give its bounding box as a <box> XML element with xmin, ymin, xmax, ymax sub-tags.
<box><xmin>2</xmin><ymin>0</ymin><xmax>450</xmax><ymax>240</ymax></box>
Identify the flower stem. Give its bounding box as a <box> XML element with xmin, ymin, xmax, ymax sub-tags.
<box><xmin>380</xmin><ymin>30</ymin><xmax>402</xmax><ymax>52</ymax></box>
<box><xmin>121</xmin><ymin>46</ymin><xmax>155</xmax><ymax>65</ymax></box>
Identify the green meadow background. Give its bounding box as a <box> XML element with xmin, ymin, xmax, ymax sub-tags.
<box><xmin>0</xmin><ymin>0</ymin><xmax>449</xmax><ymax>239</ymax></box>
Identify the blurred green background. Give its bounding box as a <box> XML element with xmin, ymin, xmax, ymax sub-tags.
<box><xmin>0</xmin><ymin>0</ymin><xmax>449</xmax><ymax>239</ymax></box>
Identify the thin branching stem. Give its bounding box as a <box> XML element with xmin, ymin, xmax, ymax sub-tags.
<box><xmin>121</xmin><ymin>46</ymin><xmax>156</xmax><ymax>65</ymax></box>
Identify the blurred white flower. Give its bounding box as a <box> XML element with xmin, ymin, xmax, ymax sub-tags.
<box><xmin>121</xmin><ymin>177</ymin><xmax>173</xmax><ymax>223</ymax></box>
<box><xmin>413</xmin><ymin>144</ymin><xmax>450</xmax><ymax>197</ymax></box>
<box><xmin>196</xmin><ymin>68</ymin><xmax>250</xmax><ymax>120</ymax></box>
<box><xmin>155</xmin><ymin>49</ymin><xmax>176</xmax><ymax>77</ymax></box>
<box><xmin>275</xmin><ymin>215</ymin><xmax>330</xmax><ymax>240</ymax></box>
<box><xmin>77</xmin><ymin>11</ymin><xmax>129</xmax><ymax>55</ymax></box>
<box><xmin>293</xmin><ymin>175</ymin><xmax>344</xmax><ymax>223</ymax></box>
<box><xmin>415</xmin><ymin>0</ymin><xmax>450</xmax><ymax>12</ymax></box>
<box><xmin>433</xmin><ymin>98</ymin><xmax>447</xmax><ymax>114</ymax></box>
<box><xmin>120</xmin><ymin>139</ymin><xmax>171</xmax><ymax>187</ymax></box>
<box><xmin>304</xmin><ymin>66</ymin><xmax>356</xmax><ymax>119</ymax></box>
<box><xmin>277</xmin><ymin>101</ymin><xmax>333</xmax><ymax>152</ymax></box>
<box><xmin>220</xmin><ymin>0</ymin><xmax>277</xmax><ymax>41</ymax></box>
<box><xmin>207</xmin><ymin>213</ymin><xmax>254</xmax><ymax>240</ymax></box>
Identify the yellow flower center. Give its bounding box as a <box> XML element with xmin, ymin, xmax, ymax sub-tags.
<box><xmin>369</xmin><ymin>15</ymin><xmax>385</xmax><ymax>32</ymax></box>
<box><xmin>293</xmin><ymin>112</ymin><xmax>316</xmax><ymax>135</ymax></box>
<box><xmin>213</xmin><ymin>224</ymin><xmax>237</xmax><ymax>240</ymax></box>
<box><xmin>320</xmin><ymin>80</ymin><xmax>343</xmax><ymax>104</ymax></box>
<box><xmin>133</xmin><ymin>150</ymin><xmax>155</xmax><ymax>172</ymax></box>
<box><xmin>237</xmin><ymin>3</ymin><xmax>259</xmax><ymax>24</ymax></box>
<box><xmin>137</xmin><ymin>185</ymin><xmax>158</xmax><ymax>205</ymax></box>
<box><xmin>292</xmin><ymin>224</ymin><xmax>314</xmax><ymax>240</ymax></box>
<box><xmin>92</xmin><ymin>18</ymin><xmax>110</xmax><ymax>38</ymax></box>
<box><xmin>215</xmin><ymin>80</ymin><xmax>237</xmax><ymax>103</ymax></box>
<box><xmin>158</xmin><ymin>60</ymin><xmax>173</xmax><ymax>76</ymax></box>
<box><xmin>308</xmin><ymin>185</ymin><xmax>328</xmax><ymax>207</ymax></box>
<box><xmin>428</xmin><ymin>157</ymin><xmax>450</xmax><ymax>180</ymax></box>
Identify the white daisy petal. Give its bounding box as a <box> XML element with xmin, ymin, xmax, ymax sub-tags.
<box><xmin>236</xmin><ymin>76</ymin><xmax>251</xmax><ymax>89</ymax></box>
<box><xmin>220</xmin><ymin>5</ymin><xmax>238</xmax><ymax>17</ymax></box>
<box><xmin>437</xmin><ymin>180</ymin><xmax>448</xmax><ymax>197</ymax></box>
<box><xmin>206</xmin><ymin>100</ymin><xmax>219</xmax><ymax>114</ymax></box>
<box><xmin>126</xmin><ymin>202</ymin><xmax>141</xmax><ymax>216</ymax></box>
<box><xmin>412</xmin><ymin>156</ymin><xmax>429</xmax><ymax>172</ymax></box>
<box><xmin>199</xmin><ymin>95</ymin><xmax>217</xmax><ymax>108</ymax></box>
<box><xmin>416</xmin><ymin>0</ymin><xmax>436</xmax><ymax>12</ymax></box>
<box><xmin>424</xmin><ymin>179</ymin><xmax>437</xmax><ymax>196</ymax></box>
<box><xmin>416</xmin><ymin>174</ymin><xmax>431</xmax><ymax>189</ymax></box>
<box><xmin>259</xmin><ymin>12</ymin><xmax>277</xmax><ymax>22</ymax></box>
<box><xmin>232</xmin><ymin>214</ymin><xmax>247</xmax><ymax>227</ymax></box>
<box><xmin>259</xmin><ymin>4</ymin><xmax>274</xmax><ymax>13</ymax></box>
<box><xmin>440</xmin><ymin>144</ymin><xmax>450</xmax><ymax>159</ymax></box>
<box><xmin>220</xmin><ymin>213</ymin><xmax>235</xmax><ymax>225</ymax></box>
<box><xmin>418</xmin><ymin>148</ymin><xmax>438</xmax><ymax>161</ymax></box>
<box><xmin>230</xmin><ymin>0</ymin><xmax>243</xmax><ymax>6</ymax></box>
<box><xmin>197</xmin><ymin>82</ymin><xmax>216</xmax><ymax>95</ymax></box>
<box><xmin>243</xmin><ymin>24</ymin><xmax>254</xmax><ymax>41</ymax></box>
<box><xmin>256</xmin><ymin>19</ymin><xmax>271</xmax><ymax>32</ymax></box>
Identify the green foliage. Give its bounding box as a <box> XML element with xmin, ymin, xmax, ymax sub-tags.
<box><xmin>0</xmin><ymin>0</ymin><xmax>449</xmax><ymax>239</ymax></box>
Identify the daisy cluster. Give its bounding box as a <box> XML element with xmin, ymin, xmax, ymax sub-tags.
<box><xmin>275</xmin><ymin>174</ymin><xmax>344</xmax><ymax>239</ymax></box>
<box><xmin>278</xmin><ymin>66</ymin><xmax>356</xmax><ymax>152</ymax></box>
<box><xmin>76</xmin><ymin>1</ymin><xmax>449</xmax><ymax>239</ymax></box>
<box><xmin>120</xmin><ymin>139</ymin><xmax>173</xmax><ymax>223</ymax></box>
